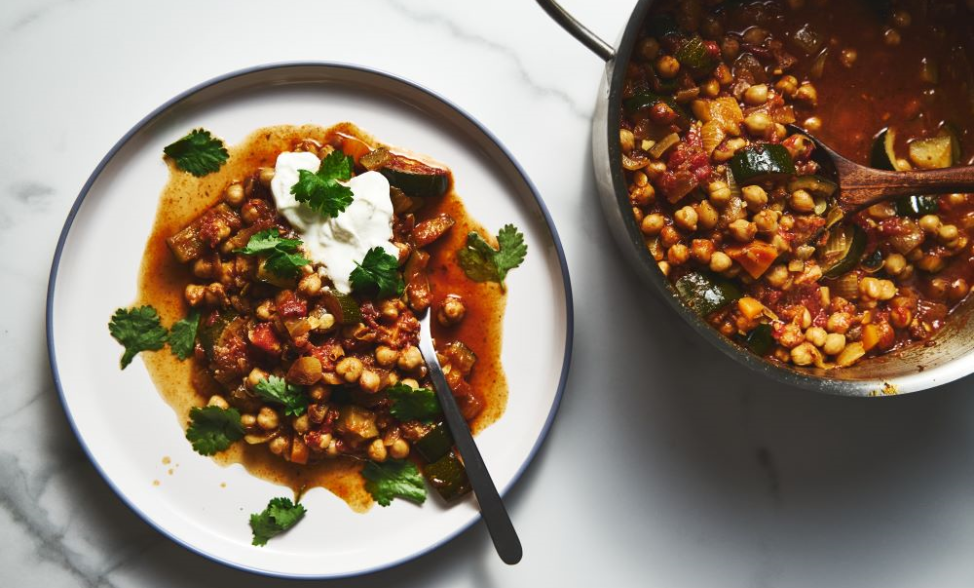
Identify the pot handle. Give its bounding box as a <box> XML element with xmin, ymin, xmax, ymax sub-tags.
<box><xmin>534</xmin><ymin>0</ymin><xmax>616</xmax><ymax>62</ymax></box>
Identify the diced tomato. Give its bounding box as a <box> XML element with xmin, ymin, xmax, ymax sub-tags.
<box><xmin>277</xmin><ymin>292</ymin><xmax>308</xmax><ymax>318</ymax></box>
<box><xmin>249</xmin><ymin>322</ymin><xmax>281</xmax><ymax>354</ymax></box>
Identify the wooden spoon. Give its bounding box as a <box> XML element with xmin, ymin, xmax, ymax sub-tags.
<box><xmin>788</xmin><ymin>124</ymin><xmax>974</xmax><ymax>216</ymax></box>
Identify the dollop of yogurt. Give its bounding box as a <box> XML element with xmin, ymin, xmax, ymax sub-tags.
<box><xmin>270</xmin><ymin>151</ymin><xmax>399</xmax><ymax>293</ymax></box>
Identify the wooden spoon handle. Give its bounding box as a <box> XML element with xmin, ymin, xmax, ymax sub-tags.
<box><xmin>838</xmin><ymin>165</ymin><xmax>974</xmax><ymax>211</ymax></box>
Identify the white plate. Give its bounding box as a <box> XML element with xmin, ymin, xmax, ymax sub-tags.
<box><xmin>46</xmin><ymin>63</ymin><xmax>573</xmax><ymax>579</ymax></box>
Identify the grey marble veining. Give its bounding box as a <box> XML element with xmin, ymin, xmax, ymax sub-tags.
<box><xmin>5</xmin><ymin>0</ymin><xmax>974</xmax><ymax>586</ymax></box>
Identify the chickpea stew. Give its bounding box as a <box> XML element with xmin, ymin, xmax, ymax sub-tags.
<box><xmin>621</xmin><ymin>0</ymin><xmax>974</xmax><ymax>370</ymax></box>
<box><xmin>109</xmin><ymin>123</ymin><xmax>526</xmax><ymax>537</ymax></box>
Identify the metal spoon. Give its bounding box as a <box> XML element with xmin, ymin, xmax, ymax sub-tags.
<box><xmin>417</xmin><ymin>310</ymin><xmax>523</xmax><ymax>565</ymax></box>
<box><xmin>788</xmin><ymin>124</ymin><xmax>974</xmax><ymax>215</ymax></box>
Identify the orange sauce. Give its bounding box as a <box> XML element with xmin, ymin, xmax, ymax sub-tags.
<box><xmin>137</xmin><ymin>123</ymin><xmax>507</xmax><ymax>511</ymax></box>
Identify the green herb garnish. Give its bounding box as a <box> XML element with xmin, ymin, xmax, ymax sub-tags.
<box><xmin>457</xmin><ymin>224</ymin><xmax>527</xmax><ymax>287</ymax></box>
<box><xmin>362</xmin><ymin>460</ymin><xmax>427</xmax><ymax>507</ymax></box>
<box><xmin>291</xmin><ymin>150</ymin><xmax>355</xmax><ymax>218</ymax></box>
<box><xmin>253</xmin><ymin>375</ymin><xmax>307</xmax><ymax>417</ymax></box>
<box><xmin>235</xmin><ymin>229</ymin><xmax>310</xmax><ymax>279</ymax></box>
<box><xmin>167</xmin><ymin>309</ymin><xmax>201</xmax><ymax>360</ymax></box>
<box><xmin>163</xmin><ymin>128</ymin><xmax>229</xmax><ymax>177</ymax></box>
<box><xmin>108</xmin><ymin>306</ymin><xmax>169</xmax><ymax>369</ymax></box>
<box><xmin>249</xmin><ymin>497</ymin><xmax>307</xmax><ymax>547</ymax></box>
<box><xmin>386</xmin><ymin>383</ymin><xmax>441</xmax><ymax>422</ymax></box>
<box><xmin>185</xmin><ymin>406</ymin><xmax>245</xmax><ymax>456</ymax></box>
<box><xmin>350</xmin><ymin>247</ymin><xmax>404</xmax><ymax>298</ymax></box>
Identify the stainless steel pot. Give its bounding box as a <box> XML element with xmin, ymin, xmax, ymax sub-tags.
<box><xmin>536</xmin><ymin>0</ymin><xmax>974</xmax><ymax>396</ymax></box>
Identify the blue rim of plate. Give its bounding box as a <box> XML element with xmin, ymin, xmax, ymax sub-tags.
<box><xmin>45</xmin><ymin>61</ymin><xmax>574</xmax><ymax>580</ymax></box>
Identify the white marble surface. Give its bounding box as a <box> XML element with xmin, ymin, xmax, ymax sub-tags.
<box><xmin>5</xmin><ymin>0</ymin><xmax>974</xmax><ymax>586</ymax></box>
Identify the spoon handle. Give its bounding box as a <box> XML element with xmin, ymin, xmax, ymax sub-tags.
<box><xmin>418</xmin><ymin>313</ymin><xmax>523</xmax><ymax>565</ymax></box>
<box><xmin>838</xmin><ymin>165</ymin><xmax>974</xmax><ymax>211</ymax></box>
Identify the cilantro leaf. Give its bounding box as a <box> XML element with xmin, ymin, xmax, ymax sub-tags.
<box><xmin>233</xmin><ymin>229</ymin><xmax>301</xmax><ymax>255</ymax></box>
<box><xmin>263</xmin><ymin>251</ymin><xmax>311</xmax><ymax>279</ymax></box>
<box><xmin>249</xmin><ymin>497</ymin><xmax>307</xmax><ymax>547</ymax></box>
<box><xmin>362</xmin><ymin>460</ymin><xmax>427</xmax><ymax>507</ymax></box>
<box><xmin>167</xmin><ymin>310</ymin><xmax>200</xmax><ymax>360</ymax></box>
<box><xmin>291</xmin><ymin>151</ymin><xmax>355</xmax><ymax>218</ymax></box>
<box><xmin>253</xmin><ymin>376</ymin><xmax>307</xmax><ymax>417</ymax></box>
<box><xmin>163</xmin><ymin>128</ymin><xmax>229</xmax><ymax>177</ymax></box>
<box><xmin>386</xmin><ymin>383</ymin><xmax>441</xmax><ymax>422</ymax></box>
<box><xmin>457</xmin><ymin>224</ymin><xmax>527</xmax><ymax>287</ymax></box>
<box><xmin>350</xmin><ymin>247</ymin><xmax>404</xmax><ymax>298</ymax></box>
<box><xmin>108</xmin><ymin>306</ymin><xmax>169</xmax><ymax>369</ymax></box>
<box><xmin>235</xmin><ymin>229</ymin><xmax>310</xmax><ymax>279</ymax></box>
<box><xmin>186</xmin><ymin>406</ymin><xmax>244</xmax><ymax>456</ymax></box>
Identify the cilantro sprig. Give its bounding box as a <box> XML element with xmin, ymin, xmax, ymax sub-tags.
<box><xmin>253</xmin><ymin>376</ymin><xmax>307</xmax><ymax>417</ymax></box>
<box><xmin>386</xmin><ymin>383</ymin><xmax>441</xmax><ymax>423</ymax></box>
<box><xmin>362</xmin><ymin>460</ymin><xmax>427</xmax><ymax>507</ymax></box>
<box><xmin>350</xmin><ymin>247</ymin><xmax>404</xmax><ymax>298</ymax></box>
<box><xmin>291</xmin><ymin>150</ymin><xmax>355</xmax><ymax>218</ymax></box>
<box><xmin>457</xmin><ymin>224</ymin><xmax>527</xmax><ymax>288</ymax></box>
<box><xmin>108</xmin><ymin>306</ymin><xmax>169</xmax><ymax>369</ymax></box>
<box><xmin>167</xmin><ymin>309</ymin><xmax>200</xmax><ymax>360</ymax></box>
<box><xmin>163</xmin><ymin>128</ymin><xmax>229</xmax><ymax>177</ymax></box>
<box><xmin>249</xmin><ymin>497</ymin><xmax>307</xmax><ymax>547</ymax></box>
<box><xmin>235</xmin><ymin>229</ymin><xmax>310</xmax><ymax>279</ymax></box>
<box><xmin>186</xmin><ymin>406</ymin><xmax>245</xmax><ymax>456</ymax></box>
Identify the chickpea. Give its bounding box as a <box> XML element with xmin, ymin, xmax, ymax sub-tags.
<box><xmin>620</xmin><ymin>129</ymin><xmax>635</xmax><ymax>154</ymax></box>
<box><xmin>224</xmin><ymin>183</ymin><xmax>245</xmax><ymax>207</ymax></box>
<box><xmin>184</xmin><ymin>284</ymin><xmax>205</xmax><ymax>307</ymax></box>
<box><xmin>207</xmin><ymin>395</ymin><xmax>229</xmax><ymax>410</ymax></box>
<box><xmin>359</xmin><ymin>369</ymin><xmax>381</xmax><ymax>393</ymax></box>
<box><xmin>258</xmin><ymin>167</ymin><xmax>275</xmax><ymax>187</ymax></box>
<box><xmin>308</xmin><ymin>385</ymin><xmax>330</xmax><ymax>402</ymax></box>
<box><xmin>368</xmin><ymin>438</ymin><xmax>388</xmax><ymax>462</ymax></box>
<box><xmin>742</xmin><ymin>185</ymin><xmax>768</xmax><ymax>212</ymax></box>
<box><xmin>437</xmin><ymin>295</ymin><xmax>467</xmax><ymax>327</ymax></box>
<box><xmin>795</xmin><ymin>83</ymin><xmax>818</xmax><ymax>106</ymax></box>
<box><xmin>884</xmin><ymin>28</ymin><xmax>901</xmax><ymax>46</ymax></box>
<box><xmin>398</xmin><ymin>346</ymin><xmax>423</xmax><ymax>372</ymax></box>
<box><xmin>791</xmin><ymin>342</ymin><xmax>819</xmax><ymax>366</ymax></box>
<box><xmin>241</xmin><ymin>200</ymin><xmax>263</xmax><ymax>225</ymax></box>
<box><xmin>884</xmin><ymin>253</ymin><xmax>907</xmax><ymax>277</ymax></box>
<box><xmin>803</xmin><ymin>117</ymin><xmax>823</xmax><ymax>133</ymax></box>
<box><xmin>691</xmin><ymin>239</ymin><xmax>715</xmax><ymax>264</ymax></box>
<box><xmin>697</xmin><ymin>201</ymin><xmax>719</xmax><ymax>230</ymax></box>
<box><xmin>766</xmin><ymin>264</ymin><xmax>790</xmax><ymax>289</ymax></box>
<box><xmin>656</xmin><ymin>55</ymin><xmax>681</xmax><ymax>79</ymax></box>
<box><xmin>789</xmin><ymin>189</ymin><xmax>816</xmax><ymax>213</ymax></box>
<box><xmin>390</xmin><ymin>438</ymin><xmax>410</xmax><ymax>460</ymax></box>
<box><xmin>708</xmin><ymin>180</ymin><xmax>732</xmax><ymax>207</ymax></box>
<box><xmin>917</xmin><ymin>254</ymin><xmax>947</xmax><ymax>273</ymax></box>
<box><xmin>839</xmin><ymin>48</ymin><xmax>858</xmax><ymax>68</ymax></box>
<box><xmin>293</xmin><ymin>414</ymin><xmax>310</xmax><ymax>434</ymax></box>
<box><xmin>775</xmin><ymin>75</ymin><xmax>799</xmax><ymax>98</ymax></box>
<box><xmin>892</xmin><ymin>10</ymin><xmax>912</xmax><ymax>28</ymax></box>
<box><xmin>701</xmin><ymin>78</ymin><xmax>720</xmax><ymax>98</ymax></box>
<box><xmin>335</xmin><ymin>356</ymin><xmax>364</xmax><ymax>383</ymax></box>
<box><xmin>878</xmin><ymin>279</ymin><xmax>897</xmax><ymax>301</ymax></box>
<box><xmin>658</xmin><ymin>261</ymin><xmax>671</xmax><ymax>276</ymax></box>
<box><xmin>779</xmin><ymin>323</ymin><xmax>805</xmax><ymax>349</ymax></box>
<box><xmin>645</xmin><ymin>161</ymin><xmax>667</xmax><ymax>180</ymax></box>
<box><xmin>823</xmin><ymin>333</ymin><xmax>847</xmax><ymax>355</ymax></box>
<box><xmin>240</xmin><ymin>414</ymin><xmax>257</xmax><ymax>428</ymax></box>
<box><xmin>890</xmin><ymin>307</ymin><xmax>913</xmax><ymax>329</ymax></box>
<box><xmin>297</xmin><ymin>273</ymin><xmax>322</xmax><ymax>297</ymax></box>
<box><xmin>805</xmin><ymin>327</ymin><xmax>827</xmax><ymax>347</ymax></box>
<box><xmin>660</xmin><ymin>226</ymin><xmax>682</xmax><ymax>248</ymax></box>
<box><xmin>375</xmin><ymin>345</ymin><xmax>400</xmax><ymax>368</ymax></box>
<box><xmin>744</xmin><ymin>112</ymin><xmax>773</xmax><ymax>135</ymax></box>
<box><xmin>192</xmin><ymin>257</ymin><xmax>216</xmax><ymax>279</ymax></box>
<box><xmin>949</xmin><ymin>278</ymin><xmax>971</xmax><ymax>303</ymax></box>
<box><xmin>743</xmin><ymin>84</ymin><xmax>769</xmax><ymax>105</ymax></box>
<box><xmin>714</xmin><ymin>63</ymin><xmax>733</xmax><ymax>86</ymax></box>
<box><xmin>269</xmin><ymin>435</ymin><xmax>289</xmax><ymax>456</ymax></box>
<box><xmin>325</xmin><ymin>438</ymin><xmax>340</xmax><ymax>458</ymax></box>
<box><xmin>638</xmin><ymin>37</ymin><xmax>660</xmax><ymax>61</ymax></box>
<box><xmin>859</xmin><ymin>277</ymin><xmax>882</xmax><ymax>300</ymax></box>
<box><xmin>641</xmin><ymin>213</ymin><xmax>665</xmax><ymax>236</ymax></box>
<box><xmin>827</xmin><ymin>312</ymin><xmax>852</xmax><ymax>334</ymax></box>
<box><xmin>674</xmin><ymin>206</ymin><xmax>699</xmax><ymax>231</ymax></box>
<box><xmin>753</xmin><ymin>210</ymin><xmax>779</xmax><ymax>234</ymax></box>
<box><xmin>728</xmin><ymin>219</ymin><xmax>757</xmax><ymax>243</ymax></box>
<box><xmin>919</xmin><ymin>214</ymin><xmax>942</xmax><ymax>233</ymax></box>
<box><xmin>710</xmin><ymin>251</ymin><xmax>733</xmax><ymax>273</ymax></box>
<box><xmin>668</xmin><ymin>244</ymin><xmax>690</xmax><ymax>265</ymax></box>
<box><xmin>401</xmin><ymin>378</ymin><xmax>420</xmax><ymax>389</ymax></box>
<box><xmin>246</xmin><ymin>367</ymin><xmax>268</xmax><ymax>390</ymax></box>
<box><xmin>948</xmin><ymin>193</ymin><xmax>968</xmax><ymax>207</ymax></box>
<box><xmin>938</xmin><ymin>224</ymin><xmax>959</xmax><ymax>243</ymax></box>
<box><xmin>257</xmin><ymin>406</ymin><xmax>280</xmax><ymax>431</ymax></box>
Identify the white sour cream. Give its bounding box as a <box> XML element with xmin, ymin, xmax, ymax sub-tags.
<box><xmin>269</xmin><ymin>151</ymin><xmax>399</xmax><ymax>293</ymax></box>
